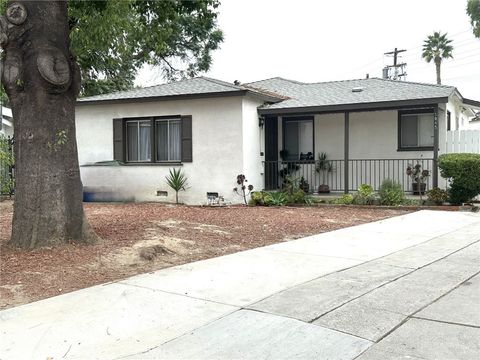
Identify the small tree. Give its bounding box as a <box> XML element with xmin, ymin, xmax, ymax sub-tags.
<box><xmin>165</xmin><ymin>168</ymin><xmax>188</xmax><ymax>204</ymax></box>
<box><xmin>467</xmin><ymin>0</ymin><xmax>480</xmax><ymax>38</ymax></box>
<box><xmin>233</xmin><ymin>174</ymin><xmax>253</xmax><ymax>205</ymax></box>
<box><xmin>406</xmin><ymin>163</ymin><xmax>430</xmax><ymax>200</ymax></box>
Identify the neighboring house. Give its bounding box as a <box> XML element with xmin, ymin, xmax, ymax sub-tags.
<box><xmin>446</xmin><ymin>95</ymin><xmax>480</xmax><ymax>130</ymax></box>
<box><xmin>0</xmin><ymin>106</ymin><xmax>13</xmax><ymax>138</ymax></box>
<box><xmin>464</xmin><ymin>112</ymin><xmax>480</xmax><ymax>130</ymax></box>
<box><xmin>75</xmin><ymin>76</ymin><xmax>480</xmax><ymax>204</ymax></box>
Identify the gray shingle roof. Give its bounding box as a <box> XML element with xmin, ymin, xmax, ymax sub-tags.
<box><xmin>78</xmin><ymin>75</ymin><xmax>458</xmax><ymax>112</ymax></box>
<box><xmin>78</xmin><ymin>76</ymin><xmax>274</xmax><ymax>103</ymax></box>
<box><xmin>246</xmin><ymin>77</ymin><xmax>456</xmax><ymax>111</ymax></box>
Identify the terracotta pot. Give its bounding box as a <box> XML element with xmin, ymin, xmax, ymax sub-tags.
<box><xmin>318</xmin><ymin>184</ymin><xmax>330</xmax><ymax>193</ymax></box>
<box><xmin>412</xmin><ymin>182</ymin><xmax>426</xmax><ymax>195</ymax></box>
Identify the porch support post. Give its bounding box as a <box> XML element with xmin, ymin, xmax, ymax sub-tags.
<box><xmin>344</xmin><ymin>111</ymin><xmax>350</xmax><ymax>194</ymax></box>
<box><xmin>433</xmin><ymin>106</ymin><xmax>439</xmax><ymax>188</ymax></box>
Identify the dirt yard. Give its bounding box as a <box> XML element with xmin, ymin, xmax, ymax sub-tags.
<box><xmin>0</xmin><ymin>201</ymin><xmax>410</xmax><ymax>309</ymax></box>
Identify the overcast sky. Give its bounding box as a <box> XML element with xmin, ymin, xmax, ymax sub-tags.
<box><xmin>136</xmin><ymin>0</ymin><xmax>480</xmax><ymax>99</ymax></box>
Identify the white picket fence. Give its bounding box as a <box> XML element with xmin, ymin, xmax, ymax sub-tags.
<box><xmin>446</xmin><ymin>130</ymin><xmax>480</xmax><ymax>154</ymax></box>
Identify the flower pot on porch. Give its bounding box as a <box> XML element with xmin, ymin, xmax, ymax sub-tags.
<box><xmin>412</xmin><ymin>182</ymin><xmax>426</xmax><ymax>195</ymax></box>
<box><xmin>318</xmin><ymin>184</ymin><xmax>330</xmax><ymax>194</ymax></box>
<box><xmin>300</xmin><ymin>177</ymin><xmax>309</xmax><ymax>193</ymax></box>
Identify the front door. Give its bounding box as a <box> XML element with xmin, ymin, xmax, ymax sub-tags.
<box><xmin>264</xmin><ymin>116</ymin><xmax>278</xmax><ymax>190</ymax></box>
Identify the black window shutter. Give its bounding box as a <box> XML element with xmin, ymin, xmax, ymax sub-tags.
<box><xmin>113</xmin><ymin>118</ymin><xmax>125</xmax><ymax>162</ymax></box>
<box><xmin>181</xmin><ymin>115</ymin><xmax>192</xmax><ymax>162</ymax></box>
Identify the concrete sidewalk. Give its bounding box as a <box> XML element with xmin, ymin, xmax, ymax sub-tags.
<box><xmin>1</xmin><ymin>210</ymin><xmax>479</xmax><ymax>359</ymax></box>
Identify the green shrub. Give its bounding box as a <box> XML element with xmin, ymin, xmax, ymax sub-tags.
<box><xmin>449</xmin><ymin>184</ymin><xmax>477</xmax><ymax>205</ymax></box>
<box><xmin>265</xmin><ymin>191</ymin><xmax>287</xmax><ymax>206</ymax></box>
<box><xmin>250</xmin><ymin>191</ymin><xmax>272</xmax><ymax>206</ymax></box>
<box><xmin>378</xmin><ymin>179</ymin><xmax>405</xmax><ymax>206</ymax></box>
<box><xmin>287</xmin><ymin>189</ymin><xmax>306</xmax><ymax>204</ymax></box>
<box><xmin>426</xmin><ymin>187</ymin><xmax>449</xmax><ymax>205</ymax></box>
<box><xmin>330</xmin><ymin>194</ymin><xmax>354</xmax><ymax>205</ymax></box>
<box><xmin>353</xmin><ymin>184</ymin><xmax>376</xmax><ymax>205</ymax></box>
<box><xmin>438</xmin><ymin>153</ymin><xmax>480</xmax><ymax>204</ymax></box>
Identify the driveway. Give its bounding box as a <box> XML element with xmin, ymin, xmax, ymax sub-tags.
<box><xmin>1</xmin><ymin>210</ymin><xmax>479</xmax><ymax>359</ymax></box>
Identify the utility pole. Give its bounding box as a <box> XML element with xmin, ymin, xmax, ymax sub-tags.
<box><xmin>383</xmin><ymin>47</ymin><xmax>407</xmax><ymax>81</ymax></box>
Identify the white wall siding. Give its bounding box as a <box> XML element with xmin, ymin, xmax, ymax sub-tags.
<box><xmin>241</xmin><ymin>96</ymin><xmax>264</xmax><ymax>195</ymax></box>
<box><xmin>315</xmin><ymin>113</ymin><xmax>344</xmax><ymax>160</ymax></box>
<box><xmin>76</xmin><ymin>96</ymin><xmax>245</xmax><ymax>204</ymax></box>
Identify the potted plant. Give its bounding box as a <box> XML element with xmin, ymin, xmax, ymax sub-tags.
<box><xmin>278</xmin><ymin>148</ymin><xmax>299</xmax><ymax>182</ymax></box>
<box><xmin>406</xmin><ymin>163</ymin><xmax>430</xmax><ymax>198</ymax></box>
<box><xmin>316</xmin><ymin>152</ymin><xmax>334</xmax><ymax>193</ymax></box>
<box><xmin>279</xmin><ymin>149</ymin><xmax>289</xmax><ymax>161</ymax></box>
<box><xmin>300</xmin><ymin>176</ymin><xmax>309</xmax><ymax>193</ymax></box>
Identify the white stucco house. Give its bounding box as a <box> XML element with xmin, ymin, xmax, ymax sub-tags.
<box><xmin>75</xmin><ymin>76</ymin><xmax>480</xmax><ymax>204</ymax></box>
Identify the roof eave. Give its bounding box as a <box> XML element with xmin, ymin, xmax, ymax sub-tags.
<box><xmin>257</xmin><ymin>97</ymin><xmax>450</xmax><ymax>115</ymax></box>
<box><xmin>77</xmin><ymin>90</ymin><xmax>249</xmax><ymax>106</ymax></box>
<box><xmin>463</xmin><ymin>98</ymin><xmax>480</xmax><ymax>109</ymax></box>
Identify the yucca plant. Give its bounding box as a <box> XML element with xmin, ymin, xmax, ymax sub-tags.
<box><xmin>165</xmin><ymin>168</ymin><xmax>188</xmax><ymax>204</ymax></box>
<box><xmin>266</xmin><ymin>191</ymin><xmax>287</xmax><ymax>206</ymax></box>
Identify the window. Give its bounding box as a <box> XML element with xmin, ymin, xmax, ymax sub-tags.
<box><xmin>156</xmin><ymin>118</ymin><xmax>181</xmax><ymax>161</ymax></box>
<box><xmin>283</xmin><ymin>117</ymin><xmax>314</xmax><ymax>160</ymax></box>
<box><xmin>447</xmin><ymin>111</ymin><xmax>451</xmax><ymax>131</ymax></box>
<box><xmin>114</xmin><ymin>115</ymin><xmax>192</xmax><ymax>164</ymax></box>
<box><xmin>398</xmin><ymin>110</ymin><xmax>434</xmax><ymax>150</ymax></box>
<box><xmin>126</xmin><ymin>120</ymin><xmax>151</xmax><ymax>162</ymax></box>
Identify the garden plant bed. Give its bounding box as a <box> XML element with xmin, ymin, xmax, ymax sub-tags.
<box><xmin>311</xmin><ymin>203</ymin><xmax>477</xmax><ymax>211</ymax></box>
<box><xmin>0</xmin><ymin>201</ymin><xmax>409</xmax><ymax>309</ymax></box>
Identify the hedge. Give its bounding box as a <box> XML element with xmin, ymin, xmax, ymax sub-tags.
<box><xmin>438</xmin><ymin>153</ymin><xmax>480</xmax><ymax>204</ymax></box>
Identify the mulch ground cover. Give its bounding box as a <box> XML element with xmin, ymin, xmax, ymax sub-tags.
<box><xmin>0</xmin><ymin>201</ymin><xmax>409</xmax><ymax>309</ymax></box>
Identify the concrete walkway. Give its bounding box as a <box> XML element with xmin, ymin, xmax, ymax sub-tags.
<box><xmin>1</xmin><ymin>210</ymin><xmax>479</xmax><ymax>360</ymax></box>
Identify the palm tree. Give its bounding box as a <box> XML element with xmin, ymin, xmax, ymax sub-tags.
<box><xmin>422</xmin><ymin>32</ymin><xmax>454</xmax><ymax>85</ymax></box>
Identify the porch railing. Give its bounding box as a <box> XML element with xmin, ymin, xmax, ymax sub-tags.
<box><xmin>263</xmin><ymin>158</ymin><xmax>434</xmax><ymax>193</ymax></box>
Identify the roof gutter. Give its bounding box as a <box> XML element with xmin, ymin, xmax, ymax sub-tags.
<box><xmin>257</xmin><ymin>97</ymin><xmax>449</xmax><ymax>116</ymax></box>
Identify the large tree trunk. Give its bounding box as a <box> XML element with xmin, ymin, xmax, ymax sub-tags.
<box><xmin>1</xmin><ymin>1</ymin><xmax>96</xmax><ymax>248</ymax></box>
<box><xmin>435</xmin><ymin>58</ymin><xmax>442</xmax><ymax>85</ymax></box>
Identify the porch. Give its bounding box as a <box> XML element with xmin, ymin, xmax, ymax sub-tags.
<box><xmin>260</xmin><ymin>107</ymin><xmax>442</xmax><ymax>194</ymax></box>
<box><xmin>263</xmin><ymin>158</ymin><xmax>434</xmax><ymax>194</ymax></box>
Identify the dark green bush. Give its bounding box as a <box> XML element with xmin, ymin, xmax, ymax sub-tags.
<box><xmin>378</xmin><ymin>179</ymin><xmax>405</xmax><ymax>206</ymax></box>
<box><xmin>438</xmin><ymin>153</ymin><xmax>480</xmax><ymax>204</ymax></box>
<box><xmin>426</xmin><ymin>187</ymin><xmax>449</xmax><ymax>205</ymax></box>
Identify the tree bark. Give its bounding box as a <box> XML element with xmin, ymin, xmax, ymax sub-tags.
<box><xmin>1</xmin><ymin>1</ymin><xmax>96</xmax><ymax>248</ymax></box>
<box><xmin>435</xmin><ymin>58</ymin><xmax>442</xmax><ymax>85</ymax></box>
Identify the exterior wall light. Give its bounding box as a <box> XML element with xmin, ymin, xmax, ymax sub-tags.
<box><xmin>258</xmin><ymin>116</ymin><xmax>265</xmax><ymax>128</ymax></box>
